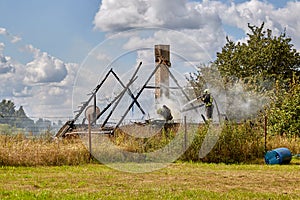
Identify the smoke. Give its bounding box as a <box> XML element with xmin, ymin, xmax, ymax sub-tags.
<box><xmin>204</xmin><ymin>75</ymin><xmax>270</xmax><ymax>122</ymax></box>
<box><xmin>155</xmin><ymin>94</ymin><xmax>182</xmax><ymax>121</ymax></box>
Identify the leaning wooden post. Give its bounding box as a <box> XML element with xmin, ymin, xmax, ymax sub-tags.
<box><xmin>93</xmin><ymin>95</ymin><xmax>97</xmax><ymax>125</ymax></box>
<box><xmin>88</xmin><ymin>114</ymin><xmax>92</xmax><ymax>161</ymax></box>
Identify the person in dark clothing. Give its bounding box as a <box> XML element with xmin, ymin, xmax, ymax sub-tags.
<box><xmin>157</xmin><ymin>105</ymin><xmax>173</xmax><ymax>121</ymax></box>
<box><xmin>201</xmin><ymin>89</ymin><xmax>213</xmax><ymax>119</ymax></box>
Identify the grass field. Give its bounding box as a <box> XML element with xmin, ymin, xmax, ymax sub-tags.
<box><xmin>1</xmin><ymin>161</ymin><xmax>300</xmax><ymax>200</ymax></box>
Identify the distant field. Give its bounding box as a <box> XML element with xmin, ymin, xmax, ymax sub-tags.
<box><xmin>0</xmin><ymin>161</ymin><xmax>299</xmax><ymax>200</ymax></box>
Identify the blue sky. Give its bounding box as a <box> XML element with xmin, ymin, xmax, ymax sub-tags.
<box><xmin>0</xmin><ymin>0</ymin><xmax>103</xmax><ymax>63</ymax></box>
<box><xmin>0</xmin><ymin>0</ymin><xmax>299</xmax><ymax>122</ymax></box>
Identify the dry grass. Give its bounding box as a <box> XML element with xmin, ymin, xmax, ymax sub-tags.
<box><xmin>1</xmin><ymin>121</ymin><xmax>300</xmax><ymax>167</ymax></box>
<box><xmin>267</xmin><ymin>135</ymin><xmax>300</xmax><ymax>155</ymax></box>
<box><xmin>0</xmin><ymin>134</ymin><xmax>90</xmax><ymax>166</ymax></box>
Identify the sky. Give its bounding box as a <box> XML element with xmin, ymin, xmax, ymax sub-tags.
<box><xmin>0</xmin><ymin>0</ymin><xmax>299</xmax><ymax>123</ymax></box>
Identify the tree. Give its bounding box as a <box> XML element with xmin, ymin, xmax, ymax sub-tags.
<box><xmin>214</xmin><ymin>22</ymin><xmax>300</xmax><ymax>136</ymax></box>
<box><xmin>215</xmin><ymin>23</ymin><xmax>300</xmax><ymax>91</ymax></box>
<box><xmin>267</xmin><ymin>76</ymin><xmax>300</xmax><ymax>137</ymax></box>
<box><xmin>188</xmin><ymin>23</ymin><xmax>300</xmax><ymax>129</ymax></box>
<box><xmin>188</xmin><ymin>63</ymin><xmax>268</xmax><ymax>121</ymax></box>
<box><xmin>15</xmin><ymin>106</ymin><xmax>35</xmax><ymax>130</ymax></box>
<box><xmin>0</xmin><ymin>100</ymin><xmax>16</xmax><ymax>125</ymax></box>
<box><xmin>0</xmin><ymin>99</ymin><xmax>34</xmax><ymax>130</ymax></box>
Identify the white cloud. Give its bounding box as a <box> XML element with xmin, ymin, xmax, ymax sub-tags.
<box><xmin>220</xmin><ymin>0</ymin><xmax>279</xmax><ymax>33</ymax></box>
<box><xmin>274</xmin><ymin>1</ymin><xmax>300</xmax><ymax>49</ymax></box>
<box><xmin>0</xmin><ymin>28</ymin><xmax>78</xmax><ymax>120</ymax></box>
<box><xmin>0</xmin><ymin>55</ymin><xmax>15</xmax><ymax>74</ymax></box>
<box><xmin>10</xmin><ymin>36</ymin><xmax>21</xmax><ymax>43</ymax></box>
<box><xmin>94</xmin><ymin>0</ymin><xmax>300</xmax><ymax>51</ymax></box>
<box><xmin>120</xmin><ymin>28</ymin><xmax>221</xmax><ymax>64</ymax></box>
<box><xmin>0</xmin><ymin>27</ymin><xmax>22</xmax><ymax>43</ymax></box>
<box><xmin>48</xmin><ymin>86</ymin><xmax>65</xmax><ymax>96</ymax></box>
<box><xmin>18</xmin><ymin>61</ymin><xmax>78</xmax><ymax>119</ymax></box>
<box><xmin>0</xmin><ymin>46</ymin><xmax>16</xmax><ymax>75</ymax></box>
<box><xmin>25</xmin><ymin>44</ymin><xmax>41</xmax><ymax>57</ymax></box>
<box><xmin>93</xmin><ymin>0</ymin><xmax>222</xmax><ymax>32</ymax></box>
<box><xmin>0</xmin><ymin>57</ymin><xmax>26</xmax><ymax>98</ymax></box>
<box><xmin>219</xmin><ymin>1</ymin><xmax>300</xmax><ymax>49</ymax></box>
<box><xmin>0</xmin><ymin>27</ymin><xmax>8</xmax><ymax>35</ymax></box>
<box><xmin>18</xmin><ymin>85</ymin><xmax>73</xmax><ymax>119</ymax></box>
<box><xmin>12</xmin><ymin>86</ymin><xmax>32</xmax><ymax>97</ymax></box>
<box><xmin>56</xmin><ymin>62</ymin><xmax>79</xmax><ymax>87</ymax></box>
<box><xmin>0</xmin><ymin>42</ymin><xmax>4</xmax><ymax>53</ymax></box>
<box><xmin>95</xmin><ymin>52</ymin><xmax>112</xmax><ymax>62</ymax></box>
<box><xmin>94</xmin><ymin>0</ymin><xmax>151</xmax><ymax>31</ymax></box>
<box><xmin>24</xmin><ymin>48</ymin><xmax>68</xmax><ymax>84</ymax></box>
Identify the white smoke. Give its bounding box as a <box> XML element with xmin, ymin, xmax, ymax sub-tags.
<box><xmin>207</xmin><ymin>78</ymin><xmax>270</xmax><ymax>122</ymax></box>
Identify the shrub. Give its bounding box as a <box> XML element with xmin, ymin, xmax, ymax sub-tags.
<box><xmin>181</xmin><ymin>120</ymin><xmax>300</xmax><ymax>163</ymax></box>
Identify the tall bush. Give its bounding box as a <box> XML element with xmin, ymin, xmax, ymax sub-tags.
<box><xmin>181</xmin><ymin>122</ymin><xmax>265</xmax><ymax>163</ymax></box>
<box><xmin>267</xmin><ymin>77</ymin><xmax>300</xmax><ymax>137</ymax></box>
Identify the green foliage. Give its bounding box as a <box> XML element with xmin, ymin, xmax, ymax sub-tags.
<box><xmin>188</xmin><ymin>64</ymin><xmax>270</xmax><ymax>121</ymax></box>
<box><xmin>0</xmin><ymin>99</ymin><xmax>59</xmax><ymax>135</ymax></box>
<box><xmin>181</xmin><ymin>121</ymin><xmax>300</xmax><ymax>163</ymax></box>
<box><xmin>1</xmin><ymin>163</ymin><xmax>300</xmax><ymax>200</ymax></box>
<box><xmin>181</xmin><ymin>122</ymin><xmax>265</xmax><ymax>163</ymax></box>
<box><xmin>267</xmin><ymin>77</ymin><xmax>300</xmax><ymax>137</ymax></box>
<box><xmin>215</xmin><ymin>23</ymin><xmax>300</xmax><ymax>89</ymax></box>
<box><xmin>0</xmin><ymin>99</ymin><xmax>34</xmax><ymax>131</ymax></box>
<box><xmin>0</xmin><ymin>124</ymin><xmax>24</xmax><ymax>135</ymax></box>
<box><xmin>188</xmin><ymin>22</ymin><xmax>300</xmax><ymax>135</ymax></box>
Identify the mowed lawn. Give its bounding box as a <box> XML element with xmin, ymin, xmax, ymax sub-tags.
<box><xmin>0</xmin><ymin>161</ymin><xmax>300</xmax><ymax>200</ymax></box>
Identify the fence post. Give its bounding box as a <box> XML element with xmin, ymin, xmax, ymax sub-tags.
<box><xmin>264</xmin><ymin>115</ymin><xmax>267</xmax><ymax>153</ymax></box>
<box><xmin>88</xmin><ymin>114</ymin><xmax>92</xmax><ymax>161</ymax></box>
<box><xmin>184</xmin><ymin>116</ymin><xmax>187</xmax><ymax>150</ymax></box>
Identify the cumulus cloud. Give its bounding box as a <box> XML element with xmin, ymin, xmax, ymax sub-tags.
<box><xmin>93</xmin><ymin>0</ymin><xmax>222</xmax><ymax>31</ymax></box>
<box><xmin>24</xmin><ymin>45</ymin><xmax>68</xmax><ymax>84</ymax></box>
<box><xmin>17</xmin><ymin>84</ymin><xmax>74</xmax><ymax>119</ymax></box>
<box><xmin>94</xmin><ymin>0</ymin><xmax>300</xmax><ymax>50</ymax></box>
<box><xmin>0</xmin><ymin>55</ymin><xmax>15</xmax><ymax>74</ymax></box>
<box><xmin>220</xmin><ymin>0</ymin><xmax>282</xmax><ymax>35</ymax></box>
<box><xmin>19</xmin><ymin>61</ymin><xmax>78</xmax><ymax>118</ymax></box>
<box><xmin>56</xmin><ymin>62</ymin><xmax>79</xmax><ymax>87</ymax></box>
<box><xmin>0</xmin><ymin>27</ymin><xmax>78</xmax><ymax>119</ymax></box>
<box><xmin>12</xmin><ymin>86</ymin><xmax>32</xmax><ymax>97</ymax></box>
<box><xmin>0</xmin><ymin>43</ymin><xmax>16</xmax><ymax>75</ymax></box>
<box><xmin>273</xmin><ymin>1</ymin><xmax>300</xmax><ymax>49</ymax></box>
<box><xmin>0</xmin><ymin>57</ymin><xmax>26</xmax><ymax>98</ymax></box>
<box><xmin>122</xmin><ymin>28</ymin><xmax>219</xmax><ymax>63</ymax></box>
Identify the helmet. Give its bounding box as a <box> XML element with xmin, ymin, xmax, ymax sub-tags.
<box><xmin>204</xmin><ymin>89</ymin><xmax>210</xmax><ymax>94</ymax></box>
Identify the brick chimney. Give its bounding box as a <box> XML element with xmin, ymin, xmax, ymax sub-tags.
<box><xmin>154</xmin><ymin>44</ymin><xmax>171</xmax><ymax>99</ymax></box>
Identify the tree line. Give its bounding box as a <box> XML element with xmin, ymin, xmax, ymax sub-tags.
<box><xmin>0</xmin><ymin>99</ymin><xmax>62</xmax><ymax>134</ymax></box>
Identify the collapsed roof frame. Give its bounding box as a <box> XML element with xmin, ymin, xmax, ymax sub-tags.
<box><xmin>55</xmin><ymin>59</ymin><xmax>196</xmax><ymax>138</ymax></box>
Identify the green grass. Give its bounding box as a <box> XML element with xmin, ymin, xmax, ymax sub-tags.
<box><xmin>1</xmin><ymin>162</ymin><xmax>299</xmax><ymax>200</ymax></box>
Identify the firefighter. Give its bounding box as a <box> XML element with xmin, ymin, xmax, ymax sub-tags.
<box><xmin>201</xmin><ymin>89</ymin><xmax>213</xmax><ymax>119</ymax></box>
<box><xmin>157</xmin><ymin>105</ymin><xmax>173</xmax><ymax>121</ymax></box>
